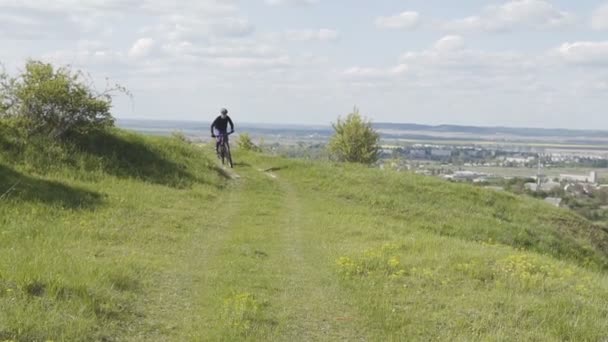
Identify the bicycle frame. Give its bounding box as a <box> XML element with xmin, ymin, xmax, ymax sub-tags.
<box><xmin>216</xmin><ymin>132</ymin><xmax>234</xmax><ymax>168</ymax></box>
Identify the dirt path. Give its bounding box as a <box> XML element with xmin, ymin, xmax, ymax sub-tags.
<box><xmin>127</xmin><ymin>184</ymin><xmax>243</xmax><ymax>340</ymax></box>
<box><xmin>274</xmin><ymin>177</ymin><xmax>365</xmax><ymax>340</ymax></box>
<box><xmin>125</xmin><ymin>161</ymin><xmax>365</xmax><ymax>340</ymax></box>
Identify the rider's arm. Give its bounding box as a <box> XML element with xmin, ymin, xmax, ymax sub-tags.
<box><xmin>228</xmin><ymin>117</ymin><xmax>234</xmax><ymax>132</ymax></box>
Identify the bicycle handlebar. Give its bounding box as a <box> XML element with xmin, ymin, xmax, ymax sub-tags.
<box><xmin>212</xmin><ymin>131</ymin><xmax>234</xmax><ymax>137</ymax></box>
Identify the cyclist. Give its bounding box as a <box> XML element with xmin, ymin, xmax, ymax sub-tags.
<box><xmin>210</xmin><ymin>108</ymin><xmax>235</xmax><ymax>158</ymax></box>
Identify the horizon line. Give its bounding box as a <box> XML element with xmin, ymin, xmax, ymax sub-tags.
<box><xmin>116</xmin><ymin>117</ymin><xmax>608</xmax><ymax>134</ymax></box>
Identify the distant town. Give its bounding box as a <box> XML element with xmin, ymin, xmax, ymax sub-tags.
<box><xmin>379</xmin><ymin>143</ymin><xmax>606</xmax><ymax>182</ymax></box>
<box><xmin>377</xmin><ymin>142</ymin><xmax>607</xmax><ymax>225</ymax></box>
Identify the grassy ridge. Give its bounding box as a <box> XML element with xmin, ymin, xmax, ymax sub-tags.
<box><xmin>1</xmin><ymin>125</ymin><xmax>608</xmax><ymax>340</ymax></box>
<box><xmin>246</xmin><ymin>154</ymin><xmax>608</xmax><ymax>340</ymax></box>
<box><xmin>273</xmin><ymin>158</ymin><xmax>608</xmax><ymax>271</ymax></box>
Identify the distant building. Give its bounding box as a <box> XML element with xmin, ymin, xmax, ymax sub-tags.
<box><xmin>464</xmin><ymin>150</ymin><xmax>482</xmax><ymax>158</ymax></box>
<box><xmin>431</xmin><ymin>149</ymin><xmax>451</xmax><ymax>158</ymax></box>
<box><xmin>410</xmin><ymin>149</ymin><xmax>427</xmax><ymax>159</ymax></box>
<box><xmin>447</xmin><ymin>171</ymin><xmax>489</xmax><ymax>182</ymax></box>
<box><xmin>560</xmin><ymin>171</ymin><xmax>597</xmax><ymax>183</ymax></box>
<box><xmin>504</xmin><ymin>157</ymin><xmax>534</xmax><ymax>164</ymax></box>
<box><xmin>525</xmin><ymin>181</ymin><xmax>560</xmax><ymax>192</ymax></box>
<box><xmin>415</xmin><ymin>170</ymin><xmax>432</xmax><ymax>176</ymax></box>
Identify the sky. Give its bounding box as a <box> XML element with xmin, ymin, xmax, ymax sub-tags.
<box><xmin>1</xmin><ymin>0</ymin><xmax>608</xmax><ymax>129</ymax></box>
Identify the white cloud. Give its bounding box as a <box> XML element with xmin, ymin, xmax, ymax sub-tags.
<box><xmin>154</xmin><ymin>39</ymin><xmax>298</xmax><ymax>72</ymax></box>
<box><xmin>144</xmin><ymin>14</ymin><xmax>254</xmax><ymax>43</ymax></box>
<box><xmin>337</xmin><ymin>35</ymin><xmax>540</xmax><ymax>90</ymax></box>
<box><xmin>401</xmin><ymin>43</ymin><xmax>533</xmax><ymax>73</ymax></box>
<box><xmin>0</xmin><ymin>0</ymin><xmax>239</xmax><ymax>15</ymax></box>
<box><xmin>433</xmin><ymin>35</ymin><xmax>465</xmax><ymax>52</ymax></box>
<box><xmin>43</xmin><ymin>42</ymin><xmax>127</xmax><ymax>69</ymax></box>
<box><xmin>0</xmin><ymin>10</ymin><xmax>84</xmax><ymax>39</ymax></box>
<box><xmin>342</xmin><ymin>64</ymin><xmax>408</xmax><ymax>81</ymax></box>
<box><xmin>211</xmin><ymin>17</ymin><xmax>255</xmax><ymax>37</ymax></box>
<box><xmin>591</xmin><ymin>4</ymin><xmax>608</xmax><ymax>30</ymax></box>
<box><xmin>558</xmin><ymin>41</ymin><xmax>608</xmax><ymax>65</ymax></box>
<box><xmin>211</xmin><ymin>56</ymin><xmax>291</xmax><ymax>69</ymax></box>
<box><xmin>284</xmin><ymin>29</ymin><xmax>339</xmax><ymax>42</ymax></box>
<box><xmin>375</xmin><ymin>11</ymin><xmax>420</xmax><ymax>30</ymax></box>
<box><xmin>128</xmin><ymin>38</ymin><xmax>156</xmax><ymax>59</ymax></box>
<box><xmin>265</xmin><ymin>0</ymin><xmax>319</xmax><ymax>6</ymax></box>
<box><xmin>0</xmin><ymin>12</ymin><xmax>37</xmax><ymax>26</ymax></box>
<box><xmin>161</xmin><ymin>41</ymin><xmax>285</xmax><ymax>60</ymax></box>
<box><xmin>443</xmin><ymin>0</ymin><xmax>575</xmax><ymax>32</ymax></box>
<box><xmin>0</xmin><ymin>0</ymin><xmax>244</xmax><ymax>40</ymax></box>
<box><xmin>139</xmin><ymin>0</ymin><xmax>238</xmax><ymax>15</ymax></box>
<box><xmin>392</xmin><ymin>36</ymin><xmax>543</xmax><ymax>95</ymax></box>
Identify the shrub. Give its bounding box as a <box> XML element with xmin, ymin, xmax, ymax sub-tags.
<box><xmin>237</xmin><ymin>133</ymin><xmax>261</xmax><ymax>152</ymax></box>
<box><xmin>328</xmin><ymin>107</ymin><xmax>380</xmax><ymax>164</ymax></box>
<box><xmin>171</xmin><ymin>131</ymin><xmax>189</xmax><ymax>143</ymax></box>
<box><xmin>0</xmin><ymin>60</ymin><xmax>127</xmax><ymax>139</ymax></box>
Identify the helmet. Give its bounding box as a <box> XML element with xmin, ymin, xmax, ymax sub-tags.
<box><xmin>221</xmin><ymin>108</ymin><xmax>228</xmax><ymax>115</ymax></box>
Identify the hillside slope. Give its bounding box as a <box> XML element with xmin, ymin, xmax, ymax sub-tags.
<box><xmin>1</xmin><ymin>128</ymin><xmax>607</xmax><ymax>341</ymax></box>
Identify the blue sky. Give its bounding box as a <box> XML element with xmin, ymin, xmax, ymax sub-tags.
<box><xmin>1</xmin><ymin>0</ymin><xmax>608</xmax><ymax>129</ymax></box>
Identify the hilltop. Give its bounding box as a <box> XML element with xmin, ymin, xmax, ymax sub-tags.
<box><xmin>1</xmin><ymin>126</ymin><xmax>607</xmax><ymax>341</ymax></box>
<box><xmin>373</xmin><ymin>122</ymin><xmax>608</xmax><ymax>138</ymax></box>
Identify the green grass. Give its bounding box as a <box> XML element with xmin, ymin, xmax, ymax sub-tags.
<box><xmin>1</xmin><ymin>124</ymin><xmax>608</xmax><ymax>341</ymax></box>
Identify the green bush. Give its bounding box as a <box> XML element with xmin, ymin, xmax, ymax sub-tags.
<box><xmin>328</xmin><ymin>107</ymin><xmax>380</xmax><ymax>164</ymax></box>
<box><xmin>237</xmin><ymin>133</ymin><xmax>261</xmax><ymax>152</ymax></box>
<box><xmin>0</xmin><ymin>60</ymin><xmax>126</xmax><ymax>139</ymax></box>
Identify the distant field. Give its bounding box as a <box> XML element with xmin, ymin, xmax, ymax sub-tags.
<box><xmin>385</xmin><ymin>138</ymin><xmax>608</xmax><ymax>154</ymax></box>
<box><xmin>475</xmin><ymin>167</ymin><xmax>606</xmax><ymax>179</ymax></box>
<box><xmin>425</xmin><ymin>163</ymin><xmax>608</xmax><ymax>180</ymax></box>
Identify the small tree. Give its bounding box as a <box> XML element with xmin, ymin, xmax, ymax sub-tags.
<box><xmin>237</xmin><ymin>133</ymin><xmax>261</xmax><ymax>152</ymax></box>
<box><xmin>328</xmin><ymin>107</ymin><xmax>380</xmax><ymax>164</ymax></box>
<box><xmin>0</xmin><ymin>60</ymin><xmax>126</xmax><ymax>139</ymax></box>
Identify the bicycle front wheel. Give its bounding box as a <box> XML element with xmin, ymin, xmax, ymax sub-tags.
<box><xmin>220</xmin><ymin>144</ymin><xmax>227</xmax><ymax>166</ymax></box>
<box><xmin>225</xmin><ymin>144</ymin><xmax>233</xmax><ymax>168</ymax></box>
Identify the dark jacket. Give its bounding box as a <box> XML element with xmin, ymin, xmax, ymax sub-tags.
<box><xmin>211</xmin><ymin>115</ymin><xmax>234</xmax><ymax>134</ymax></box>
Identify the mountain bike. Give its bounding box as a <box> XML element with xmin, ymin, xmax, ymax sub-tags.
<box><xmin>216</xmin><ymin>132</ymin><xmax>234</xmax><ymax>168</ymax></box>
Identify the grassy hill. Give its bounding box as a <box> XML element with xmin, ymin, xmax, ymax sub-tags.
<box><xmin>1</xmin><ymin>125</ymin><xmax>607</xmax><ymax>341</ymax></box>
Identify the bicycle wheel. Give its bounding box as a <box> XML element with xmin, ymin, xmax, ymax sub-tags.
<box><xmin>225</xmin><ymin>143</ymin><xmax>233</xmax><ymax>168</ymax></box>
<box><xmin>220</xmin><ymin>142</ymin><xmax>227</xmax><ymax>165</ymax></box>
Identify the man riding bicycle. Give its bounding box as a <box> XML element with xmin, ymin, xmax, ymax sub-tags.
<box><xmin>211</xmin><ymin>108</ymin><xmax>235</xmax><ymax>158</ymax></box>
